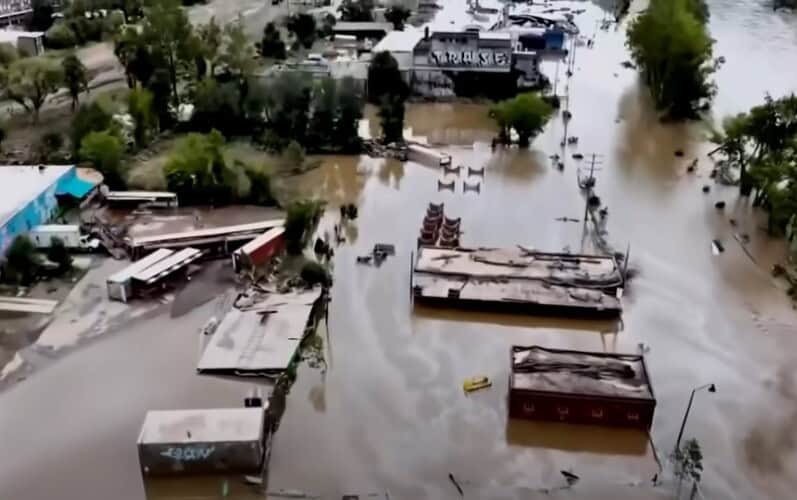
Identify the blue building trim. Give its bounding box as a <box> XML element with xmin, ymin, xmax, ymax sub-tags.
<box><xmin>0</xmin><ymin>166</ymin><xmax>78</xmax><ymax>257</ymax></box>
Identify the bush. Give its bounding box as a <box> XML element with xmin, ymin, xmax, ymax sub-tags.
<box><xmin>243</xmin><ymin>163</ymin><xmax>276</xmax><ymax>206</ymax></box>
<box><xmin>45</xmin><ymin>22</ymin><xmax>78</xmax><ymax>49</ymax></box>
<box><xmin>69</xmin><ymin>17</ymin><xmax>104</xmax><ymax>45</ymax></box>
<box><xmin>0</xmin><ymin>42</ymin><xmax>18</xmax><ymax>66</ymax></box>
<box><xmin>46</xmin><ymin>237</ymin><xmax>73</xmax><ymax>273</ymax></box>
<box><xmin>2</xmin><ymin>236</ymin><xmax>41</xmax><ymax>285</ymax></box>
<box><xmin>79</xmin><ymin>130</ymin><xmax>126</xmax><ymax>189</ymax></box>
<box><xmin>300</xmin><ymin>260</ymin><xmax>330</xmax><ymax>287</ymax></box>
<box><xmin>36</xmin><ymin>131</ymin><xmax>65</xmax><ymax>162</ymax></box>
<box><xmin>72</xmin><ymin>101</ymin><xmax>114</xmax><ymax>154</ymax></box>
<box><xmin>0</xmin><ymin>124</ymin><xmax>6</xmax><ymax>151</ymax></box>
<box><xmin>164</xmin><ymin>130</ymin><xmax>234</xmax><ymax>205</ymax></box>
<box><xmin>284</xmin><ymin>199</ymin><xmax>323</xmax><ymax>254</ymax></box>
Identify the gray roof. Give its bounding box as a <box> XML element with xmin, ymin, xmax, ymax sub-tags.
<box><xmin>137</xmin><ymin>408</ymin><xmax>265</xmax><ymax>445</ymax></box>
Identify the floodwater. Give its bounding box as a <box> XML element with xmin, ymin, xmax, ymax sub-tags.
<box><xmin>3</xmin><ymin>0</ymin><xmax>797</xmax><ymax>499</ymax></box>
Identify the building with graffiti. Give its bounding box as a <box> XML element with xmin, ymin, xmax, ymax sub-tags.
<box><xmin>373</xmin><ymin>28</ymin><xmax>546</xmax><ymax>100</ymax></box>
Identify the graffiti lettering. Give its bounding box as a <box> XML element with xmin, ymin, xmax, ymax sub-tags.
<box><xmin>160</xmin><ymin>445</ymin><xmax>215</xmax><ymax>461</ymax></box>
<box><xmin>429</xmin><ymin>50</ymin><xmax>511</xmax><ymax>68</ymax></box>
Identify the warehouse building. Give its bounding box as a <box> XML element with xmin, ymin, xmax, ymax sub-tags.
<box><xmin>0</xmin><ymin>165</ymin><xmax>100</xmax><ymax>258</ymax></box>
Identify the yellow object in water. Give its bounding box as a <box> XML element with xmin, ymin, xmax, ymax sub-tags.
<box><xmin>463</xmin><ymin>376</ymin><xmax>492</xmax><ymax>393</ymax></box>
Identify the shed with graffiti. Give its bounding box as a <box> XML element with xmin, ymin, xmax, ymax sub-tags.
<box><xmin>137</xmin><ymin>407</ymin><xmax>266</xmax><ymax>476</ymax></box>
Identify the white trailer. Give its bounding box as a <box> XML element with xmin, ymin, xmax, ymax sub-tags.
<box><xmin>28</xmin><ymin>225</ymin><xmax>99</xmax><ymax>250</ymax></box>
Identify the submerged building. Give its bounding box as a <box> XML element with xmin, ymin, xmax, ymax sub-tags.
<box><xmin>372</xmin><ymin>27</ymin><xmax>546</xmax><ymax>99</ymax></box>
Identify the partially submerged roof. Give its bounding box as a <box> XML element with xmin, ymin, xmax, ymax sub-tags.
<box><xmin>137</xmin><ymin>408</ymin><xmax>265</xmax><ymax>445</ymax></box>
<box><xmin>373</xmin><ymin>29</ymin><xmax>424</xmax><ymax>53</ymax></box>
<box><xmin>56</xmin><ymin>172</ymin><xmax>98</xmax><ymax>199</ymax></box>
<box><xmin>0</xmin><ymin>165</ymin><xmax>73</xmax><ymax>227</ymax></box>
<box><xmin>333</xmin><ymin>21</ymin><xmax>393</xmax><ymax>33</ymax></box>
<box><xmin>106</xmin><ymin>190</ymin><xmax>177</xmax><ymax>200</ymax></box>
<box><xmin>132</xmin><ymin>247</ymin><xmax>202</xmax><ymax>284</ymax></box>
<box><xmin>235</xmin><ymin>227</ymin><xmax>285</xmax><ymax>256</ymax></box>
<box><xmin>511</xmin><ymin>346</ymin><xmax>654</xmax><ymax>401</ymax></box>
<box><xmin>107</xmin><ymin>249</ymin><xmax>174</xmax><ymax>284</ymax></box>
<box><xmin>197</xmin><ymin>288</ymin><xmax>321</xmax><ymax>376</ymax></box>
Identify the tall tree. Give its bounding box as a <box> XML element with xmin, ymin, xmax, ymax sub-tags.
<box><xmin>219</xmin><ymin>15</ymin><xmax>257</xmax><ymax>86</ymax></box>
<box><xmin>338</xmin><ymin>0</ymin><xmax>375</xmax><ymax>22</ymax></box>
<box><xmin>285</xmin><ymin>13</ymin><xmax>317</xmax><ymax>50</ymax></box>
<box><xmin>79</xmin><ymin>130</ymin><xmax>126</xmax><ymax>189</ymax></box>
<box><xmin>128</xmin><ymin>87</ymin><xmax>157</xmax><ymax>148</ymax></box>
<box><xmin>61</xmin><ymin>54</ymin><xmax>89</xmax><ymax>111</ymax></box>
<box><xmin>2</xmin><ymin>57</ymin><xmax>64</xmax><ymax>123</ymax></box>
<box><xmin>141</xmin><ymin>0</ymin><xmax>196</xmax><ymax>105</ymax></box>
<box><xmin>489</xmin><ymin>92</ymin><xmax>553</xmax><ymax>147</ymax></box>
<box><xmin>196</xmin><ymin>16</ymin><xmax>224</xmax><ymax>77</ymax></box>
<box><xmin>308</xmin><ymin>78</ymin><xmax>338</xmax><ymax>149</ymax></box>
<box><xmin>261</xmin><ymin>22</ymin><xmax>286</xmax><ymax>60</ymax></box>
<box><xmin>384</xmin><ymin>5</ymin><xmax>411</xmax><ymax>31</ymax></box>
<box><xmin>367</xmin><ymin>51</ymin><xmax>407</xmax><ymax>103</ymax></box>
<box><xmin>379</xmin><ymin>94</ymin><xmax>405</xmax><ymax>144</ymax></box>
<box><xmin>626</xmin><ymin>0</ymin><xmax>717</xmax><ymax>119</ymax></box>
<box><xmin>335</xmin><ymin>77</ymin><xmax>364</xmax><ymax>153</ymax></box>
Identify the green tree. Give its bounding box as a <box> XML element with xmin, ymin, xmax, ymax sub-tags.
<box><xmin>128</xmin><ymin>87</ymin><xmax>157</xmax><ymax>148</ymax></box>
<box><xmin>46</xmin><ymin>237</ymin><xmax>73</xmax><ymax>273</ymax></box>
<box><xmin>308</xmin><ymin>78</ymin><xmax>338</xmax><ymax>149</ymax></box>
<box><xmin>338</xmin><ymin>0</ymin><xmax>374</xmax><ymax>22</ymax></box>
<box><xmin>196</xmin><ymin>16</ymin><xmax>224</xmax><ymax>77</ymax></box>
<box><xmin>300</xmin><ymin>260</ymin><xmax>330</xmax><ymax>286</ymax></box>
<box><xmin>163</xmin><ymin>130</ymin><xmax>234</xmax><ymax>205</ymax></box>
<box><xmin>378</xmin><ymin>93</ymin><xmax>405</xmax><ymax>143</ymax></box>
<box><xmin>2</xmin><ymin>57</ymin><xmax>64</xmax><ymax>123</ymax></box>
<box><xmin>190</xmin><ymin>78</ymin><xmax>242</xmax><ymax>135</ymax></box>
<box><xmin>317</xmin><ymin>13</ymin><xmax>336</xmax><ymax>39</ymax></box>
<box><xmin>2</xmin><ymin>236</ymin><xmax>41</xmax><ymax>285</ymax></box>
<box><xmin>384</xmin><ymin>5</ymin><xmax>411</xmax><ymax>30</ymax></box>
<box><xmin>44</xmin><ymin>22</ymin><xmax>78</xmax><ymax>49</ymax></box>
<box><xmin>260</xmin><ymin>22</ymin><xmax>286</xmax><ymax>60</ymax></box>
<box><xmin>0</xmin><ymin>42</ymin><xmax>18</xmax><ymax>67</ymax></box>
<box><xmin>262</xmin><ymin>72</ymin><xmax>312</xmax><ymax>146</ymax></box>
<box><xmin>29</xmin><ymin>0</ymin><xmax>56</xmax><ymax>32</ymax></box>
<box><xmin>79</xmin><ymin>130</ymin><xmax>126</xmax><ymax>189</ymax></box>
<box><xmin>367</xmin><ymin>51</ymin><xmax>407</xmax><ymax>103</ymax></box>
<box><xmin>141</xmin><ymin>0</ymin><xmax>197</xmax><ymax>105</ymax></box>
<box><xmin>334</xmin><ymin>76</ymin><xmax>363</xmax><ymax>153</ymax></box>
<box><xmin>219</xmin><ymin>16</ymin><xmax>257</xmax><ymax>88</ymax></box>
<box><xmin>675</xmin><ymin>438</ymin><xmax>704</xmax><ymax>499</ymax></box>
<box><xmin>626</xmin><ymin>0</ymin><xmax>716</xmax><ymax>119</ymax></box>
<box><xmin>285</xmin><ymin>13</ymin><xmax>317</xmax><ymax>50</ymax></box>
<box><xmin>284</xmin><ymin>200</ymin><xmax>323</xmax><ymax>254</ymax></box>
<box><xmin>71</xmin><ymin>100</ymin><xmax>114</xmax><ymax>154</ymax></box>
<box><xmin>489</xmin><ymin>92</ymin><xmax>553</xmax><ymax>147</ymax></box>
<box><xmin>62</xmin><ymin>54</ymin><xmax>89</xmax><ymax>111</ymax></box>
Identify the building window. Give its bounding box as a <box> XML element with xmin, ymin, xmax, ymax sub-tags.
<box><xmin>557</xmin><ymin>406</ymin><xmax>569</xmax><ymax>417</ymax></box>
<box><xmin>523</xmin><ymin>402</ymin><xmax>535</xmax><ymax>414</ymax></box>
<box><xmin>591</xmin><ymin>408</ymin><xmax>604</xmax><ymax>419</ymax></box>
<box><xmin>627</xmin><ymin>412</ymin><xmax>640</xmax><ymax>421</ymax></box>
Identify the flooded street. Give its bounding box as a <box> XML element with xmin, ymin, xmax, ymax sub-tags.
<box><xmin>2</xmin><ymin>0</ymin><xmax>797</xmax><ymax>499</ymax></box>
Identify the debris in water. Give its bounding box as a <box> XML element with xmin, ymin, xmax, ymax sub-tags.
<box><xmin>588</xmin><ymin>195</ymin><xmax>601</xmax><ymax>207</ymax></box>
<box><xmin>675</xmin><ymin>149</ymin><xmax>685</xmax><ymax>157</ymax></box>
<box><xmin>468</xmin><ymin>166</ymin><xmax>485</xmax><ymax>177</ymax></box>
<box><xmin>729</xmin><ymin>218</ymin><xmax>737</xmax><ymax>226</ymax></box>
<box><xmin>448</xmin><ymin>473</ymin><xmax>464</xmax><ymax>497</ymax></box>
<box><xmin>712</xmin><ymin>239</ymin><xmax>725</xmax><ymax>254</ymax></box>
<box><xmin>356</xmin><ymin>255</ymin><xmax>373</xmax><ymax>265</ymax></box>
<box><xmin>437</xmin><ymin>179</ymin><xmax>455</xmax><ymax>191</ymax></box>
<box><xmin>572</xmin><ymin>153</ymin><xmax>584</xmax><ymax>160</ymax></box>
<box><xmin>463</xmin><ymin>181</ymin><xmax>481</xmax><ymax>194</ymax></box>
<box><xmin>687</xmin><ymin>159</ymin><xmax>698</xmax><ymax>172</ymax></box>
<box><xmin>702</xmin><ymin>185</ymin><xmax>710</xmax><ymax>193</ymax></box>
<box><xmin>443</xmin><ymin>164</ymin><xmax>462</xmax><ymax>175</ymax></box>
<box><xmin>715</xmin><ymin>201</ymin><xmax>726</xmax><ymax>209</ymax></box>
<box><xmin>561</xmin><ymin>470</ymin><xmax>580</xmax><ymax>486</ymax></box>
<box><xmin>555</xmin><ymin>217</ymin><xmax>580</xmax><ymax>223</ymax></box>
<box><xmin>620</xmin><ymin>60</ymin><xmax>636</xmax><ymax>69</ymax></box>
<box><xmin>463</xmin><ymin>376</ymin><xmax>492</xmax><ymax>393</ymax></box>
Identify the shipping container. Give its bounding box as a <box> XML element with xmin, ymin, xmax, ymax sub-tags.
<box><xmin>231</xmin><ymin>227</ymin><xmax>285</xmax><ymax>272</ymax></box>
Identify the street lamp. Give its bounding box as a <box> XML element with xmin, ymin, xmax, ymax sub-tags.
<box><xmin>673</xmin><ymin>383</ymin><xmax>716</xmax><ymax>456</ymax></box>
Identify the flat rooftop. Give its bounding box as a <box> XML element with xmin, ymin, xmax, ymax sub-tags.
<box><xmin>129</xmin><ymin>219</ymin><xmax>285</xmax><ymax>246</ymax></box>
<box><xmin>107</xmin><ymin>249</ymin><xmax>174</xmax><ymax>284</ymax></box>
<box><xmin>197</xmin><ymin>288</ymin><xmax>321</xmax><ymax>376</ymax></box>
<box><xmin>511</xmin><ymin>346</ymin><xmax>654</xmax><ymax>401</ymax></box>
<box><xmin>137</xmin><ymin>408</ymin><xmax>265</xmax><ymax>445</ymax></box>
<box><xmin>132</xmin><ymin>247</ymin><xmax>202</xmax><ymax>284</ymax></box>
<box><xmin>0</xmin><ymin>165</ymin><xmax>73</xmax><ymax>227</ymax></box>
<box><xmin>373</xmin><ymin>28</ymin><xmax>424</xmax><ymax>52</ymax></box>
<box><xmin>415</xmin><ymin>246</ymin><xmax>622</xmax><ymax>288</ymax></box>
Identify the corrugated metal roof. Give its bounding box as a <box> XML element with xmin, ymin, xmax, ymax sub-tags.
<box><xmin>137</xmin><ymin>408</ymin><xmax>265</xmax><ymax>445</ymax></box>
<box><xmin>235</xmin><ymin>227</ymin><xmax>285</xmax><ymax>256</ymax></box>
<box><xmin>132</xmin><ymin>247</ymin><xmax>202</xmax><ymax>284</ymax></box>
<box><xmin>130</xmin><ymin>219</ymin><xmax>284</xmax><ymax>247</ymax></box>
<box><xmin>0</xmin><ymin>297</ymin><xmax>58</xmax><ymax>314</ymax></box>
<box><xmin>333</xmin><ymin>21</ymin><xmax>393</xmax><ymax>32</ymax></box>
<box><xmin>197</xmin><ymin>289</ymin><xmax>321</xmax><ymax>375</ymax></box>
<box><xmin>372</xmin><ymin>29</ymin><xmax>424</xmax><ymax>53</ymax></box>
<box><xmin>107</xmin><ymin>249</ymin><xmax>174</xmax><ymax>284</ymax></box>
<box><xmin>0</xmin><ymin>165</ymin><xmax>73</xmax><ymax>228</ymax></box>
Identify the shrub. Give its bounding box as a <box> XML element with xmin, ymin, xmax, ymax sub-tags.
<box><xmin>300</xmin><ymin>260</ymin><xmax>330</xmax><ymax>287</ymax></box>
<box><xmin>45</xmin><ymin>22</ymin><xmax>78</xmax><ymax>49</ymax></box>
<box><xmin>284</xmin><ymin>199</ymin><xmax>323</xmax><ymax>254</ymax></box>
<box><xmin>2</xmin><ymin>236</ymin><xmax>41</xmax><ymax>285</ymax></box>
<box><xmin>79</xmin><ymin>130</ymin><xmax>126</xmax><ymax>189</ymax></box>
<box><xmin>46</xmin><ymin>237</ymin><xmax>73</xmax><ymax>273</ymax></box>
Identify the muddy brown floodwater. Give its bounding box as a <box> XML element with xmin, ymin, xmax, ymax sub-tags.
<box><xmin>2</xmin><ymin>1</ymin><xmax>797</xmax><ymax>499</ymax></box>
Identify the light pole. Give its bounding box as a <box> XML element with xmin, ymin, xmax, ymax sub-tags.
<box><xmin>673</xmin><ymin>383</ymin><xmax>716</xmax><ymax>456</ymax></box>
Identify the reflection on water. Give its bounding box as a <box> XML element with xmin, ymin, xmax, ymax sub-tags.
<box><xmin>2</xmin><ymin>1</ymin><xmax>797</xmax><ymax>500</ymax></box>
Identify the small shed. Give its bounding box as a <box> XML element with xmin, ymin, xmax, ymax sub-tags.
<box><xmin>137</xmin><ymin>407</ymin><xmax>266</xmax><ymax>476</ymax></box>
<box><xmin>0</xmin><ymin>29</ymin><xmax>44</xmax><ymax>56</ymax></box>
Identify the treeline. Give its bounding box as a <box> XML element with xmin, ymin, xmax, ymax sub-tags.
<box><xmin>627</xmin><ymin>0</ymin><xmax>717</xmax><ymax>119</ymax></box>
<box><xmin>713</xmin><ymin>94</ymin><xmax>797</xmax><ymax>233</ymax></box>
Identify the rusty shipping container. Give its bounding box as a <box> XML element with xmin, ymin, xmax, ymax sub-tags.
<box><xmin>508</xmin><ymin>346</ymin><xmax>656</xmax><ymax>429</ymax></box>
